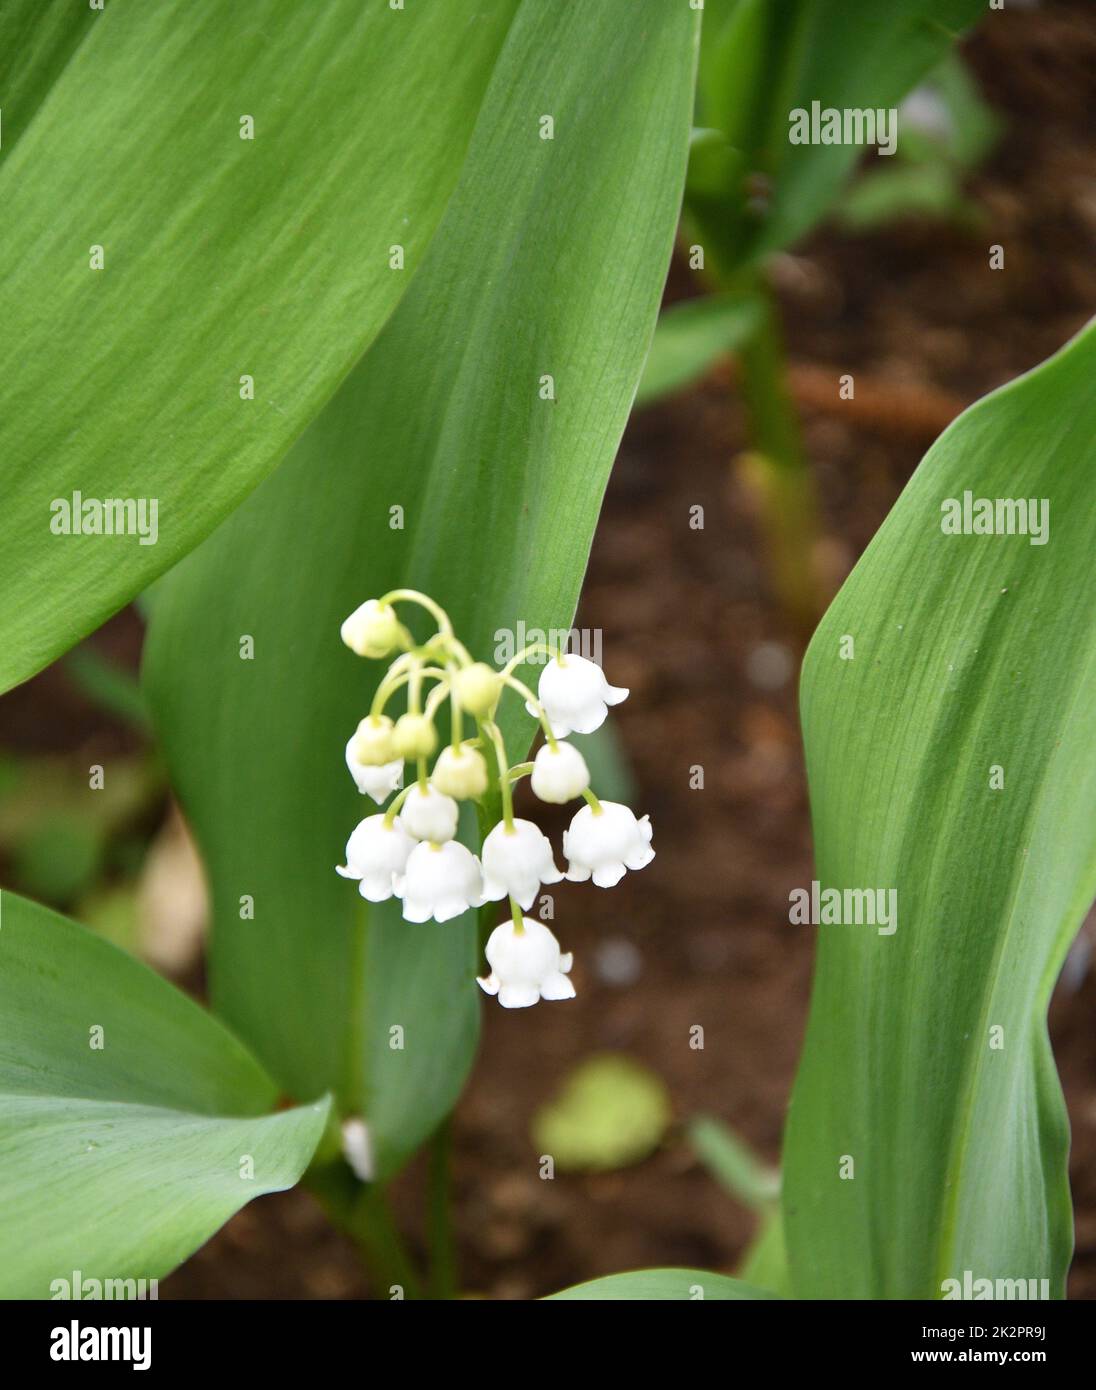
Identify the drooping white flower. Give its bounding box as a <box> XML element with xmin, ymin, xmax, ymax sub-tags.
<box><xmin>530</xmin><ymin>740</ymin><xmax>590</xmax><ymax>804</ymax></box>
<box><xmin>336</xmin><ymin>814</ymin><xmax>415</xmax><ymax>902</ymax></box>
<box><xmin>477</xmin><ymin>917</ymin><xmax>575</xmax><ymax>1009</ymax></box>
<box><xmin>530</xmin><ymin>654</ymin><xmax>628</xmax><ymax>737</ymax></box>
<box><xmin>481</xmin><ymin>818</ymin><xmax>563</xmax><ymax>911</ymax></box>
<box><xmin>395</xmin><ymin>840</ymin><xmax>484</xmax><ymax>923</ymax></box>
<box><xmin>345</xmin><ymin>737</ymin><xmax>403</xmax><ymax>803</ymax></box>
<box><xmin>431</xmin><ymin>744</ymin><xmax>489</xmax><ymax>801</ymax></box>
<box><xmin>563</xmin><ymin>800</ymin><xmax>654</xmax><ymax>888</ymax></box>
<box><xmin>400</xmin><ymin>783</ymin><xmax>459</xmax><ymax>843</ymax></box>
<box><xmin>340</xmin><ymin>599</ymin><xmax>401</xmax><ymax>659</ymax></box>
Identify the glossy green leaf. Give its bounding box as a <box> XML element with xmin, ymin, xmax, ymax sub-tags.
<box><xmin>689</xmin><ymin>0</ymin><xmax>985</xmax><ymax>272</ymax></box>
<box><xmin>783</xmin><ymin>323</ymin><xmax>1096</xmax><ymax>1298</ymax></box>
<box><xmin>0</xmin><ymin>892</ymin><xmax>328</xmax><ymax>1296</ymax></box>
<box><xmin>143</xmin><ymin>0</ymin><xmax>700</xmax><ymax>1177</ymax></box>
<box><xmin>636</xmin><ymin>292</ymin><xmax>762</xmax><ymax>407</ymax></box>
<box><xmin>0</xmin><ymin>0</ymin><xmax>516</xmax><ymax>694</ymax></box>
<box><xmin>548</xmin><ymin>1269</ymin><xmax>780</xmax><ymax>1301</ymax></box>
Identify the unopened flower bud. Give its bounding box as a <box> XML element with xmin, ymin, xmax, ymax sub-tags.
<box><xmin>431</xmin><ymin>745</ymin><xmax>489</xmax><ymax>800</ymax></box>
<box><xmin>452</xmin><ymin>662</ymin><xmax>501</xmax><ymax>717</ymax></box>
<box><xmin>530</xmin><ymin>740</ymin><xmax>589</xmax><ymax>803</ymax></box>
<box><xmin>352</xmin><ymin>715</ymin><xmax>396</xmax><ymax>767</ymax></box>
<box><xmin>340</xmin><ymin>599</ymin><xmax>402</xmax><ymax>659</ymax></box>
<box><xmin>393</xmin><ymin>712</ymin><xmax>437</xmax><ymax>759</ymax></box>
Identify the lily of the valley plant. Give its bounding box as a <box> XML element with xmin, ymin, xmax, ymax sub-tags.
<box><xmin>337</xmin><ymin>591</ymin><xmax>652</xmax><ymax>1008</ymax></box>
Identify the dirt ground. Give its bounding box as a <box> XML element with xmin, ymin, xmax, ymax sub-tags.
<box><xmin>4</xmin><ymin>1</ymin><xmax>1094</xmax><ymax>1300</ymax></box>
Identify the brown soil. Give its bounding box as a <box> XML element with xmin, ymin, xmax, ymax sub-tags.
<box><xmin>4</xmin><ymin>0</ymin><xmax>1094</xmax><ymax>1301</ymax></box>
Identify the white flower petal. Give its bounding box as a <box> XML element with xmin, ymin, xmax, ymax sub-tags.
<box><xmin>563</xmin><ymin>800</ymin><xmax>654</xmax><ymax>889</ymax></box>
<box><xmin>336</xmin><ymin>815</ymin><xmax>415</xmax><ymax>903</ymax></box>
<box><xmin>536</xmin><ymin>654</ymin><xmax>629</xmax><ymax>741</ymax></box>
<box><xmin>481</xmin><ymin>819</ymin><xmax>562</xmax><ymax>910</ymax></box>
<box><xmin>397</xmin><ymin>840</ymin><xmax>483</xmax><ymax>923</ymax></box>
<box><xmin>401</xmin><ymin>784</ymin><xmax>460</xmax><ymax>843</ymax></box>
<box><xmin>478</xmin><ymin>917</ymin><xmax>576</xmax><ymax>1009</ymax></box>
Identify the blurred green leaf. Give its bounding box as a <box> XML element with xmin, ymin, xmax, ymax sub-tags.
<box><xmin>688</xmin><ymin>1114</ymin><xmax>779</xmax><ymax>1210</ymax></box>
<box><xmin>0</xmin><ymin>0</ymin><xmax>518</xmax><ymax>694</ymax></box>
<box><xmin>64</xmin><ymin>648</ymin><xmax>151</xmax><ymax>732</ymax></box>
<box><xmin>784</xmin><ymin>322</ymin><xmax>1096</xmax><ymax>1297</ymax></box>
<box><xmin>688</xmin><ymin>0</ymin><xmax>986</xmax><ymax>272</ymax></box>
<box><xmin>77</xmin><ymin>882</ymin><xmax>141</xmax><ymax>954</ymax></box>
<box><xmin>0</xmin><ymin>892</ymin><xmax>328</xmax><ymax>1296</ymax></box>
<box><xmin>636</xmin><ymin>292</ymin><xmax>763</xmax><ymax>408</ymax></box>
<box><xmin>533</xmin><ymin>1055</ymin><xmax>672</xmax><ymax>1173</ymax></box>
<box><xmin>835</xmin><ymin>52</ymin><xmax>1000</xmax><ymax>232</ymax></box>
<box><xmin>11</xmin><ymin>816</ymin><xmax>104</xmax><ymax>905</ymax></box>
<box><xmin>835</xmin><ymin>162</ymin><xmax>976</xmax><ymax>232</ymax></box>
<box><xmin>144</xmin><ymin>0</ymin><xmax>700</xmax><ymax>1177</ymax></box>
<box><xmin>548</xmin><ymin>1269</ymin><xmax>780</xmax><ymax>1300</ymax></box>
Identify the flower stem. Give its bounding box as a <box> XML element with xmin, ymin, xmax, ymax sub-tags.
<box><xmin>482</xmin><ymin>720</ymin><xmax>515</xmax><ymax>829</ymax></box>
<box><xmin>736</xmin><ymin>283</ymin><xmax>823</xmax><ymax>631</ymax></box>
<box><xmin>427</xmin><ymin>1120</ymin><xmax>457</xmax><ymax>1299</ymax></box>
<box><xmin>306</xmin><ymin>1161</ymin><xmax>421</xmax><ymax>1300</ymax></box>
<box><xmin>509</xmin><ymin>896</ymin><xmax>525</xmax><ymax>932</ymax></box>
<box><xmin>383</xmin><ymin>783</ymin><xmax>413</xmax><ymax>828</ymax></box>
<box><xmin>501</xmin><ymin>641</ymin><xmax>563</xmax><ymax>678</ymax></box>
<box><xmin>500</xmin><ymin>672</ymin><xmax>557</xmax><ymax>750</ymax></box>
<box><xmin>582</xmin><ymin>787</ymin><xmax>603</xmax><ymax>815</ymax></box>
<box><xmin>380</xmin><ymin>588</ymin><xmax>453</xmax><ymax>637</ymax></box>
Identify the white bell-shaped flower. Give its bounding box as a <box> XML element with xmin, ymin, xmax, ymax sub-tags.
<box><xmin>529</xmin><ymin>654</ymin><xmax>628</xmax><ymax>737</ymax></box>
<box><xmin>477</xmin><ymin>917</ymin><xmax>575</xmax><ymax>1009</ymax></box>
<box><xmin>345</xmin><ymin>737</ymin><xmax>403</xmax><ymax>803</ymax></box>
<box><xmin>481</xmin><ymin>818</ymin><xmax>563</xmax><ymax>911</ymax></box>
<box><xmin>530</xmin><ymin>740</ymin><xmax>590</xmax><ymax>804</ymax></box>
<box><xmin>563</xmin><ymin>800</ymin><xmax>654</xmax><ymax>888</ymax></box>
<box><xmin>395</xmin><ymin>840</ymin><xmax>484</xmax><ymax>923</ymax></box>
<box><xmin>400</xmin><ymin>783</ymin><xmax>459</xmax><ymax>843</ymax></box>
<box><xmin>336</xmin><ymin>815</ymin><xmax>415</xmax><ymax>902</ymax></box>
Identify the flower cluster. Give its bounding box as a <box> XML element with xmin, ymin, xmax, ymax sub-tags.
<box><xmin>336</xmin><ymin>590</ymin><xmax>653</xmax><ymax>1007</ymax></box>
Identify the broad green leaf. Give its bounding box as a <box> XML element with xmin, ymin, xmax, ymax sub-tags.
<box><xmin>532</xmin><ymin>1056</ymin><xmax>671</xmax><ymax>1172</ymax></box>
<box><xmin>548</xmin><ymin>1269</ymin><xmax>780</xmax><ymax>1301</ymax></box>
<box><xmin>0</xmin><ymin>1</ymin><xmax>97</xmax><ymax>165</ymax></box>
<box><xmin>0</xmin><ymin>892</ymin><xmax>328</xmax><ymax>1295</ymax></box>
<box><xmin>689</xmin><ymin>0</ymin><xmax>985</xmax><ymax>272</ymax></box>
<box><xmin>0</xmin><ymin>0</ymin><xmax>517</xmax><ymax>694</ymax></box>
<box><xmin>636</xmin><ymin>292</ymin><xmax>762</xmax><ymax>407</ymax></box>
<box><xmin>144</xmin><ymin>0</ymin><xmax>700</xmax><ymax>1178</ymax></box>
<box><xmin>783</xmin><ymin>322</ymin><xmax>1096</xmax><ymax>1298</ymax></box>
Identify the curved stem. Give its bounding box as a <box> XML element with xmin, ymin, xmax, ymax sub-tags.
<box><xmin>509</xmin><ymin>896</ymin><xmax>525</xmax><ymax>933</ymax></box>
<box><xmin>582</xmin><ymin>787</ymin><xmax>603</xmax><ymax>815</ymax></box>
<box><xmin>380</xmin><ymin>588</ymin><xmax>453</xmax><ymax>637</ymax></box>
<box><xmin>501</xmin><ymin>641</ymin><xmax>564</xmax><ymax>679</ymax></box>
<box><xmin>446</xmin><ymin>663</ymin><xmax>462</xmax><ymax>750</ymax></box>
<box><xmin>500</xmin><ymin>673</ymin><xmax>557</xmax><ymax>750</ymax></box>
<box><xmin>383</xmin><ymin>783</ymin><xmax>413</xmax><ymax>828</ymax></box>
